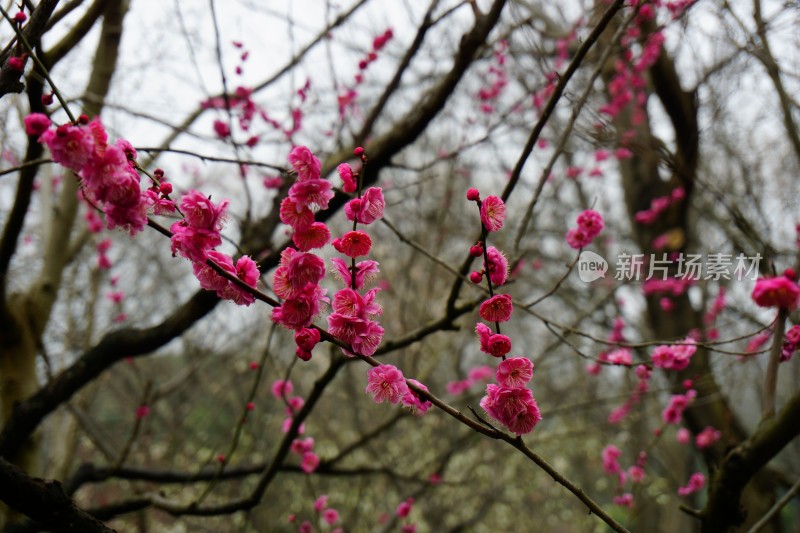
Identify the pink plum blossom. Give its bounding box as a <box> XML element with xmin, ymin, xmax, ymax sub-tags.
<box><xmin>480</xmin><ymin>195</ymin><xmax>506</xmax><ymax>232</ymax></box>
<box><xmin>496</xmin><ymin>357</ymin><xmax>534</xmax><ymax>387</ymax></box>
<box><xmin>479</xmin><ymin>294</ymin><xmax>513</xmax><ymax>322</ymax></box>
<box><xmin>366</xmin><ymin>364</ymin><xmax>409</xmax><ymax>404</ymax></box>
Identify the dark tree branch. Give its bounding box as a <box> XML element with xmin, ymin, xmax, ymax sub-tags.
<box><xmin>0</xmin><ymin>456</ymin><xmax>114</xmax><ymax>533</ymax></box>
<box><xmin>0</xmin><ymin>0</ymin><xmax>60</xmax><ymax>98</ymax></box>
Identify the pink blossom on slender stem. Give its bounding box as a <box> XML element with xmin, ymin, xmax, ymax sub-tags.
<box><xmin>333</xmin><ymin>230</ymin><xmax>372</xmax><ymax>258</ymax></box>
<box><xmin>279</xmin><ymin>197</ymin><xmax>314</xmax><ymax>230</ymax></box>
<box><xmin>288</xmin><ymin>179</ymin><xmax>334</xmax><ymax>211</ymax></box>
<box><xmin>565</xmin><ymin>227</ymin><xmax>592</xmax><ymax>249</ymax></box>
<box><xmin>479</xmin><ymin>294</ymin><xmax>513</xmax><ymax>322</ymax></box>
<box><xmin>485</xmin><ymin>246</ymin><xmax>509</xmax><ymax>285</ymax></box>
<box><xmin>480</xmin><ymin>195</ymin><xmax>506</xmax><ymax>232</ymax></box>
<box><xmin>365</xmin><ymin>364</ymin><xmax>409</xmax><ymax>404</ymax></box>
<box><xmin>337</xmin><ymin>163</ymin><xmax>357</xmax><ymax>192</ymax></box>
<box><xmin>576</xmin><ymin>209</ymin><xmax>604</xmax><ymax>239</ymax></box>
<box><xmin>344</xmin><ymin>187</ymin><xmax>385</xmax><ymax>224</ymax></box>
<box><xmin>496</xmin><ymin>357</ymin><xmax>533</xmax><ymax>387</ymax></box>
<box><xmin>613</xmin><ymin>493</ymin><xmax>634</xmax><ymax>508</ymax></box>
<box><xmin>292</xmin><ymin>221</ymin><xmax>331</xmax><ymax>251</ymax></box>
<box><xmin>288</xmin><ymin>145</ymin><xmax>321</xmax><ymax>181</ymax></box>
<box><xmin>752</xmin><ymin>276</ymin><xmax>800</xmax><ymax>310</ymax></box>
<box><xmin>295</xmin><ymin>328</ymin><xmax>321</xmax><ymax>352</ymax></box>
<box><xmin>329</xmin><ymin>258</ymin><xmax>380</xmax><ymax>289</ymax></box>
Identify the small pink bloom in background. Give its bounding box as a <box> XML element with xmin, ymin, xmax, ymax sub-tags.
<box><xmin>595</xmin><ymin>149</ymin><xmax>610</xmax><ymax>162</ymax></box>
<box><xmin>752</xmin><ymin>276</ymin><xmax>800</xmax><ymax>310</ymax></box>
<box><xmin>678</xmin><ymin>472</ymin><xmax>706</xmax><ymax>496</ymax></box>
<box><xmin>496</xmin><ymin>357</ymin><xmax>533</xmax><ymax>387</ymax></box>
<box><xmin>396</xmin><ymin>497</ymin><xmax>414</xmax><ymax>518</ymax></box>
<box><xmin>695</xmin><ymin>426</ymin><xmax>721</xmax><ymax>449</ymax></box>
<box><xmin>288</xmin><ymin>146</ymin><xmax>321</xmax><ymax>181</ymax></box>
<box><xmin>322</xmin><ymin>508</ymin><xmax>339</xmax><ymax>525</ymax></box>
<box><xmin>290</xmin><ymin>437</ymin><xmax>314</xmax><ymax>455</ymax></box>
<box><xmin>615</xmin><ymin>147</ymin><xmax>633</xmax><ymax>159</ymax></box>
<box><xmin>662</xmin><ymin>390</ymin><xmax>696</xmax><ymax>424</ymax></box>
<box><xmin>676</xmin><ymin>427</ymin><xmax>691</xmax><ymax>444</ymax></box>
<box><xmin>262</xmin><ymin>175</ymin><xmax>283</xmax><ymax>189</ymax></box>
<box><xmin>271</xmin><ymin>379</ymin><xmax>294</xmax><ymax>399</ymax></box>
<box><xmin>479</xmin><ymin>294</ymin><xmax>513</xmax><ymax>322</ymax></box>
<box><xmin>607</xmin><ymin>348</ymin><xmax>632</xmax><ymax>366</ymax></box>
<box><xmin>135</xmin><ymin>405</ymin><xmax>150</xmax><ymax>419</ymax></box>
<box><xmin>301</xmin><ymin>451</ymin><xmax>320</xmax><ymax>474</ymax></box>
<box><xmin>466</xmin><ymin>188</ymin><xmax>480</xmax><ymax>201</ymax></box>
<box><xmin>480</xmin><ymin>195</ymin><xmax>506</xmax><ymax>232</ymax></box>
<box><xmin>401</xmin><ymin>525</ymin><xmax>417</xmax><ymax>533</ymax></box>
<box><xmin>428</xmin><ymin>472</ymin><xmax>442</xmax><ymax>485</ymax></box>
<box><xmin>565</xmin><ymin>227</ymin><xmax>592</xmax><ymax>249</ymax></box>
<box><xmin>628</xmin><ymin>465</ymin><xmax>646</xmax><ymax>483</ymax></box>
<box><xmin>366</xmin><ymin>364</ymin><xmax>409</xmax><ymax>404</ymax></box>
<box><xmin>213</xmin><ymin>120</ymin><xmax>230</xmax><ymax>138</ymax></box>
<box><xmin>333</xmin><ymin>230</ymin><xmax>372</xmax><ymax>258</ymax></box>
<box><xmin>298</xmin><ymin>521</ymin><xmax>312</xmax><ymax>533</ymax></box>
<box><xmin>314</xmin><ymin>495</ymin><xmax>328</xmax><ymax>511</ymax></box>
<box><xmin>613</xmin><ymin>493</ymin><xmax>634</xmax><ymax>508</ymax></box>
<box><xmin>601</xmin><ymin>445</ymin><xmax>622</xmax><ymax>474</ymax></box>
<box><xmin>446</xmin><ymin>380</ymin><xmax>471</xmax><ymax>395</ymax></box>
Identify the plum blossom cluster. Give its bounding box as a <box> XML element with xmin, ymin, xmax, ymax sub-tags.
<box><xmin>781</xmin><ymin>325</ymin><xmax>800</xmax><ymax>362</ymax></box>
<box><xmin>635</xmin><ymin>187</ymin><xmax>686</xmax><ymax>226</ymax></box>
<box><xmin>395</xmin><ymin>497</ymin><xmax>417</xmax><ymax>533</ymax></box>
<box><xmin>476</xmin><ymin>40</ymin><xmax>509</xmax><ymax>115</ymax></box>
<box><xmin>26</xmin><ymin>114</ymin><xmax>148</xmax><ymax>235</ymax></box>
<box><xmin>326</xmin><ymin>150</ymin><xmax>386</xmax><ymax>359</ymax></box>
<box><xmin>272</xmin><ymin>380</ymin><xmax>319</xmax><ymax>473</ymax></box>
<box><xmin>27</xmin><ymin>112</ymin><xmax>260</xmax><ymax>306</ymax></box>
<box><xmin>287</xmin><ymin>494</ymin><xmax>342</xmax><ymax>533</ymax></box>
<box><xmin>601</xmin><ymin>445</ymin><xmax>648</xmax><ymax>508</ymax></box>
<box><xmin>271</xmin><ymin>146</ymin><xmax>332</xmax><ymax>339</ymax></box>
<box><xmin>467</xmin><ymin>189</ymin><xmax>541</xmax><ymax>436</ymax></box>
<box><xmin>565</xmin><ymin>209</ymin><xmax>605</xmax><ymax>250</ymax></box>
<box><xmin>587</xmin><ymin>317</ymin><xmax>627</xmax><ymax>375</ymax></box>
<box><xmin>170</xmin><ymin>190</ymin><xmax>260</xmax><ymax>306</ymax></box>
<box><xmin>338</xmin><ymin>28</ymin><xmax>394</xmax><ymax>118</ymax></box>
<box><xmin>445</xmin><ymin>365</ymin><xmax>493</xmax><ymax>395</ymax></box>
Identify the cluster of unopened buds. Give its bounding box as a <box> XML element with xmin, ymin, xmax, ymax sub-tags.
<box><xmin>465</xmin><ymin>188</ymin><xmax>541</xmax><ymax>435</ymax></box>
